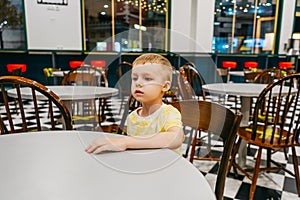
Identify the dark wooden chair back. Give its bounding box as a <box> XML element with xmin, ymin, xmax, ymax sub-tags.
<box><xmin>179</xmin><ymin>62</ymin><xmax>206</xmax><ymax>100</ymax></box>
<box><xmin>0</xmin><ymin>76</ymin><xmax>72</xmax><ymax>134</ymax></box>
<box><xmin>244</xmin><ymin>70</ymin><xmax>263</xmax><ymax>83</ymax></box>
<box><xmin>171</xmin><ymin>100</ymin><xmax>242</xmax><ymax>200</ymax></box>
<box><xmin>216</xmin><ymin>68</ymin><xmax>229</xmax><ymax>83</ymax></box>
<box><xmin>115</xmin><ymin>61</ymin><xmax>133</xmax><ymax>113</ymax></box>
<box><xmin>253</xmin><ymin>68</ymin><xmax>286</xmax><ymax>84</ymax></box>
<box><xmin>61</xmin><ymin>65</ymin><xmax>104</xmax><ymax>86</ymax></box>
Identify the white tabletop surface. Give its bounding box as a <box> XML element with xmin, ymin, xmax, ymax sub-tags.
<box><xmin>7</xmin><ymin>85</ymin><xmax>118</xmax><ymax>101</ymax></box>
<box><xmin>0</xmin><ymin>131</ymin><xmax>216</xmax><ymax>200</ymax></box>
<box><xmin>53</xmin><ymin>70</ymin><xmax>103</xmax><ymax>77</ymax></box>
<box><xmin>202</xmin><ymin>83</ymin><xmax>267</xmax><ymax>96</ymax></box>
<box><xmin>229</xmin><ymin>71</ymin><xmax>244</xmax><ymax>77</ymax></box>
<box><xmin>52</xmin><ymin>70</ymin><xmax>69</xmax><ymax>77</ymax></box>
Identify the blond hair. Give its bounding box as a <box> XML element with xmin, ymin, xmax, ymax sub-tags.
<box><xmin>132</xmin><ymin>53</ymin><xmax>173</xmax><ymax>82</ymax></box>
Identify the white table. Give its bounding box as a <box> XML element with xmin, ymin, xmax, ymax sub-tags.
<box><xmin>0</xmin><ymin>131</ymin><xmax>216</xmax><ymax>200</ymax></box>
<box><xmin>52</xmin><ymin>70</ymin><xmax>104</xmax><ymax>77</ymax></box>
<box><xmin>229</xmin><ymin>71</ymin><xmax>244</xmax><ymax>77</ymax></box>
<box><xmin>7</xmin><ymin>85</ymin><xmax>118</xmax><ymax>101</ymax></box>
<box><xmin>7</xmin><ymin>86</ymin><xmax>118</xmax><ymax>128</ymax></box>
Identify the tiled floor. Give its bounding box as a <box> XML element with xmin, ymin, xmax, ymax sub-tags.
<box><xmin>1</xmin><ymin>96</ymin><xmax>299</xmax><ymax>200</ymax></box>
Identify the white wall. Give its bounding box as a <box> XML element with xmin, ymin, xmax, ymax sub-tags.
<box><xmin>279</xmin><ymin>0</ymin><xmax>296</xmax><ymax>54</ymax></box>
<box><xmin>170</xmin><ymin>0</ymin><xmax>214</xmax><ymax>52</ymax></box>
<box><xmin>24</xmin><ymin>1</ymin><xmax>82</xmax><ymax>51</ymax></box>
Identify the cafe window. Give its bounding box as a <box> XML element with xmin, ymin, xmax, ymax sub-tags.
<box><xmin>213</xmin><ymin>0</ymin><xmax>278</xmax><ymax>54</ymax></box>
<box><xmin>83</xmin><ymin>0</ymin><xmax>169</xmax><ymax>52</ymax></box>
<box><xmin>294</xmin><ymin>0</ymin><xmax>300</xmax><ymax>33</ymax></box>
<box><xmin>0</xmin><ymin>0</ymin><xmax>26</xmax><ymax>50</ymax></box>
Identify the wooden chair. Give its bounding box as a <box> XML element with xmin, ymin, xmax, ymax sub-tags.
<box><xmin>243</xmin><ymin>70</ymin><xmax>263</xmax><ymax>83</ymax></box>
<box><xmin>61</xmin><ymin>65</ymin><xmax>108</xmax><ymax>129</ymax></box>
<box><xmin>43</xmin><ymin>67</ymin><xmax>61</xmax><ymax>85</ymax></box>
<box><xmin>115</xmin><ymin>61</ymin><xmax>133</xmax><ymax>113</ymax></box>
<box><xmin>244</xmin><ymin>61</ymin><xmax>258</xmax><ymax>71</ymax></box>
<box><xmin>6</xmin><ymin>64</ymin><xmax>27</xmax><ymax>75</ymax></box>
<box><xmin>99</xmin><ymin>94</ymin><xmax>141</xmax><ymax>135</ymax></box>
<box><xmin>248</xmin><ymin>68</ymin><xmax>289</xmax><ymax>122</ymax></box>
<box><xmin>0</xmin><ymin>76</ymin><xmax>72</xmax><ymax>134</ymax></box>
<box><xmin>229</xmin><ymin>74</ymin><xmax>300</xmax><ymax>200</ymax></box>
<box><xmin>216</xmin><ymin>68</ymin><xmax>228</xmax><ymax>83</ymax></box>
<box><xmin>179</xmin><ymin>62</ymin><xmax>206</xmax><ymax>100</ymax></box>
<box><xmin>69</xmin><ymin>60</ymin><xmax>85</xmax><ymax>69</ymax></box>
<box><xmin>253</xmin><ymin>67</ymin><xmax>286</xmax><ymax>83</ymax></box>
<box><xmin>222</xmin><ymin>61</ymin><xmax>237</xmax><ymax>82</ymax></box>
<box><xmin>171</xmin><ymin>100</ymin><xmax>242</xmax><ymax>200</ymax></box>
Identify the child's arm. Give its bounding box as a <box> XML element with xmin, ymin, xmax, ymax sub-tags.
<box><xmin>85</xmin><ymin>126</ymin><xmax>183</xmax><ymax>154</ymax></box>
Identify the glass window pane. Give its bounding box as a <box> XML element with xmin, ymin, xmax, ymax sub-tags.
<box><xmin>213</xmin><ymin>0</ymin><xmax>236</xmax><ymax>53</ymax></box>
<box><xmin>84</xmin><ymin>0</ymin><xmax>113</xmax><ymax>51</ymax></box>
<box><xmin>141</xmin><ymin>0</ymin><xmax>168</xmax><ymax>51</ymax></box>
<box><xmin>213</xmin><ymin>0</ymin><xmax>277</xmax><ymax>54</ymax></box>
<box><xmin>0</xmin><ymin>0</ymin><xmax>25</xmax><ymax>50</ymax></box>
<box><xmin>84</xmin><ymin>0</ymin><xmax>168</xmax><ymax>52</ymax></box>
<box><xmin>114</xmin><ymin>0</ymin><xmax>140</xmax><ymax>51</ymax></box>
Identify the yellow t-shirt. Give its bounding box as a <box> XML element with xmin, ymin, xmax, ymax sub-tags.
<box><xmin>126</xmin><ymin>103</ymin><xmax>183</xmax><ymax>155</ymax></box>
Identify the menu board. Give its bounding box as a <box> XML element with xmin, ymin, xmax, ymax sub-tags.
<box><xmin>24</xmin><ymin>1</ymin><xmax>82</xmax><ymax>50</ymax></box>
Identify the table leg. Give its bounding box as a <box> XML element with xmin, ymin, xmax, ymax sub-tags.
<box><xmin>237</xmin><ymin>96</ymin><xmax>251</xmax><ymax>167</ymax></box>
<box><xmin>62</xmin><ymin>100</ymin><xmax>72</xmax><ymax>129</ymax></box>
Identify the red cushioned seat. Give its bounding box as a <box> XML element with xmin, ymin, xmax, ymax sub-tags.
<box><xmin>6</xmin><ymin>64</ymin><xmax>27</xmax><ymax>73</ymax></box>
<box><xmin>69</xmin><ymin>61</ymin><xmax>85</xmax><ymax>69</ymax></box>
<box><xmin>90</xmin><ymin>60</ymin><xmax>106</xmax><ymax>68</ymax></box>
<box><xmin>222</xmin><ymin>61</ymin><xmax>237</xmax><ymax>69</ymax></box>
<box><xmin>244</xmin><ymin>61</ymin><xmax>258</xmax><ymax>69</ymax></box>
<box><xmin>278</xmin><ymin>62</ymin><xmax>293</xmax><ymax>69</ymax></box>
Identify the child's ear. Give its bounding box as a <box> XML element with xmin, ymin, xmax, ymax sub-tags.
<box><xmin>162</xmin><ymin>81</ymin><xmax>171</xmax><ymax>92</ymax></box>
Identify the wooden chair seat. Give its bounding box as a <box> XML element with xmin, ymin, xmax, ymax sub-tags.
<box><xmin>239</xmin><ymin>126</ymin><xmax>297</xmax><ymax>148</ymax></box>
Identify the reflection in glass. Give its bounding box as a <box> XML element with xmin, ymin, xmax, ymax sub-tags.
<box><xmin>0</xmin><ymin>0</ymin><xmax>25</xmax><ymax>50</ymax></box>
<box><xmin>84</xmin><ymin>0</ymin><xmax>168</xmax><ymax>52</ymax></box>
<box><xmin>213</xmin><ymin>0</ymin><xmax>277</xmax><ymax>54</ymax></box>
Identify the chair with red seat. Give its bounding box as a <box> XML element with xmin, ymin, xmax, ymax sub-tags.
<box><xmin>244</xmin><ymin>61</ymin><xmax>258</xmax><ymax>71</ymax></box>
<box><xmin>222</xmin><ymin>61</ymin><xmax>237</xmax><ymax>69</ymax></box>
<box><xmin>6</xmin><ymin>64</ymin><xmax>27</xmax><ymax>75</ymax></box>
<box><xmin>90</xmin><ymin>59</ymin><xmax>107</xmax><ymax>78</ymax></box>
<box><xmin>90</xmin><ymin>60</ymin><xmax>106</xmax><ymax>69</ymax></box>
<box><xmin>278</xmin><ymin>61</ymin><xmax>293</xmax><ymax>69</ymax></box>
<box><xmin>69</xmin><ymin>61</ymin><xmax>85</xmax><ymax>69</ymax></box>
<box><xmin>221</xmin><ymin>61</ymin><xmax>237</xmax><ymax>83</ymax></box>
<box><xmin>278</xmin><ymin>62</ymin><xmax>295</xmax><ymax>76</ymax></box>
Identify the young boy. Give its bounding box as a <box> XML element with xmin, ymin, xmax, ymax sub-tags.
<box><xmin>85</xmin><ymin>53</ymin><xmax>184</xmax><ymax>155</ymax></box>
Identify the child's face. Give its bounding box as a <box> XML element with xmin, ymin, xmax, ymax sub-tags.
<box><xmin>131</xmin><ymin>63</ymin><xmax>170</xmax><ymax>104</ymax></box>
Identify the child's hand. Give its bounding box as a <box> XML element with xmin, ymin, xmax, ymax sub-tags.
<box><xmin>85</xmin><ymin>137</ymin><xmax>127</xmax><ymax>154</ymax></box>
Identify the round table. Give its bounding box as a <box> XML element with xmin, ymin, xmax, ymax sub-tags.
<box><xmin>229</xmin><ymin>71</ymin><xmax>244</xmax><ymax>77</ymax></box>
<box><xmin>7</xmin><ymin>85</ymin><xmax>118</xmax><ymax>101</ymax></box>
<box><xmin>0</xmin><ymin>131</ymin><xmax>216</xmax><ymax>200</ymax></box>
<box><xmin>7</xmin><ymin>86</ymin><xmax>119</xmax><ymax>128</ymax></box>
